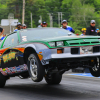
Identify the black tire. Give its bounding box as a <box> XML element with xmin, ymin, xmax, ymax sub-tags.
<box><xmin>27</xmin><ymin>54</ymin><xmax>45</xmax><ymax>82</ymax></box>
<box><xmin>89</xmin><ymin>64</ymin><xmax>100</xmax><ymax>77</ymax></box>
<box><xmin>89</xmin><ymin>58</ymin><xmax>100</xmax><ymax>77</ymax></box>
<box><xmin>0</xmin><ymin>72</ymin><xmax>6</xmax><ymax>88</ymax></box>
<box><xmin>45</xmin><ymin>73</ymin><xmax>62</xmax><ymax>85</ymax></box>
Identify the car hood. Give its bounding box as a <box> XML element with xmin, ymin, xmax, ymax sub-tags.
<box><xmin>20</xmin><ymin>35</ymin><xmax>100</xmax><ymax>48</ymax></box>
<box><xmin>41</xmin><ymin>35</ymin><xmax>100</xmax><ymax>47</ymax></box>
<box><xmin>41</xmin><ymin>35</ymin><xmax>100</xmax><ymax>42</ymax></box>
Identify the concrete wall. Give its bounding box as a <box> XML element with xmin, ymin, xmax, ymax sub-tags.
<box><xmin>0</xmin><ymin>25</ymin><xmax>16</xmax><ymax>35</ymax></box>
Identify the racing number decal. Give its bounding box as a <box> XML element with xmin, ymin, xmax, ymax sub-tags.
<box><xmin>22</xmin><ymin>36</ymin><xmax>27</xmax><ymax>42</ymax></box>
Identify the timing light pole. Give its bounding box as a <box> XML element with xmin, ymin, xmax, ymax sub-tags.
<box><xmin>22</xmin><ymin>0</ymin><xmax>25</xmax><ymax>24</ymax></box>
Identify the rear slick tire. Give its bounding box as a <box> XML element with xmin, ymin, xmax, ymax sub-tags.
<box><xmin>0</xmin><ymin>73</ymin><xmax>6</xmax><ymax>88</ymax></box>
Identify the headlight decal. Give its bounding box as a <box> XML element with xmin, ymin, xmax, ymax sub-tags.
<box><xmin>56</xmin><ymin>41</ymin><xmax>64</xmax><ymax>46</ymax></box>
<box><xmin>49</xmin><ymin>42</ymin><xmax>55</xmax><ymax>47</ymax></box>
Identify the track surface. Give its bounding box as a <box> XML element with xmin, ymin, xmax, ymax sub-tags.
<box><xmin>0</xmin><ymin>73</ymin><xmax>100</xmax><ymax>100</ymax></box>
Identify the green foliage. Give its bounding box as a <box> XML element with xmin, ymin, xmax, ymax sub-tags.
<box><xmin>0</xmin><ymin>0</ymin><xmax>100</xmax><ymax>32</ymax></box>
<box><xmin>75</xmin><ymin>30</ymin><xmax>82</xmax><ymax>35</ymax></box>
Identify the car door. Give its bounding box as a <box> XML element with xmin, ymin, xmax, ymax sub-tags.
<box><xmin>0</xmin><ymin>32</ymin><xmax>28</xmax><ymax>76</ymax></box>
<box><xmin>0</xmin><ymin>32</ymin><xmax>20</xmax><ymax>68</ymax></box>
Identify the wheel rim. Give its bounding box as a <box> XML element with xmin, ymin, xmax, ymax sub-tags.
<box><xmin>30</xmin><ymin>58</ymin><xmax>37</xmax><ymax>78</ymax></box>
<box><xmin>92</xmin><ymin>64</ymin><xmax>99</xmax><ymax>72</ymax></box>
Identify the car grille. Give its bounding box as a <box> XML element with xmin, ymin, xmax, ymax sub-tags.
<box><xmin>93</xmin><ymin>46</ymin><xmax>100</xmax><ymax>53</ymax></box>
<box><xmin>71</xmin><ymin>46</ymin><xmax>100</xmax><ymax>55</ymax></box>
<box><xmin>71</xmin><ymin>48</ymin><xmax>79</xmax><ymax>54</ymax></box>
<box><xmin>66</xmin><ymin>38</ymin><xmax>100</xmax><ymax>46</ymax></box>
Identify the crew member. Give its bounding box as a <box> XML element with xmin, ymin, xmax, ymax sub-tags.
<box><xmin>14</xmin><ymin>22</ymin><xmax>22</xmax><ymax>32</ymax></box>
<box><xmin>86</xmin><ymin>20</ymin><xmax>97</xmax><ymax>35</ymax></box>
<box><xmin>41</xmin><ymin>21</ymin><xmax>47</xmax><ymax>27</ymax></box>
<box><xmin>22</xmin><ymin>24</ymin><xmax>27</xmax><ymax>29</ymax></box>
<box><xmin>61</xmin><ymin>20</ymin><xmax>75</xmax><ymax>33</ymax></box>
<box><xmin>0</xmin><ymin>27</ymin><xmax>4</xmax><ymax>36</ymax></box>
<box><xmin>80</xmin><ymin>28</ymin><xmax>86</xmax><ymax>36</ymax></box>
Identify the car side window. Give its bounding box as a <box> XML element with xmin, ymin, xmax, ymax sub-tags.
<box><xmin>3</xmin><ymin>33</ymin><xmax>18</xmax><ymax>48</ymax></box>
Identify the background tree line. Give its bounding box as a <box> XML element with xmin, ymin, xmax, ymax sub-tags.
<box><xmin>0</xmin><ymin>0</ymin><xmax>100</xmax><ymax>34</ymax></box>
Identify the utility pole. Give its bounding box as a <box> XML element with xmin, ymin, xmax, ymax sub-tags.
<box><xmin>48</xmin><ymin>13</ymin><xmax>53</xmax><ymax>27</ymax></box>
<box><xmin>60</xmin><ymin>12</ymin><xmax>63</xmax><ymax>23</ymax></box>
<box><xmin>22</xmin><ymin>0</ymin><xmax>25</xmax><ymax>24</ymax></box>
<box><xmin>31</xmin><ymin>13</ymin><xmax>33</xmax><ymax>28</ymax></box>
<box><xmin>58</xmin><ymin>12</ymin><xmax>60</xmax><ymax>27</ymax></box>
<box><xmin>50</xmin><ymin>15</ymin><xmax>53</xmax><ymax>27</ymax></box>
<box><xmin>40</xmin><ymin>16</ymin><xmax>42</xmax><ymax>23</ymax></box>
<box><xmin>58</xmin><ymin>12</ymin><xmax>63</xmax><ymax>27</ymax></box>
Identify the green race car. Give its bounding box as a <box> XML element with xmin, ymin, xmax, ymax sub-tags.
<box><xmin>0</xmin><ymin>28</ymin><xmax>100</xmax><ymax>88</ymax></box>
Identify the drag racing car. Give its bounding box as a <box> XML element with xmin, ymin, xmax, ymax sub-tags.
<box><xmin>0</xmin><ymin>28</ymin><xmax>100</xmax><ymax>88</ymax></box>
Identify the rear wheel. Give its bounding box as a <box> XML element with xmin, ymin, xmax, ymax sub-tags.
<box><xmin>0</xmin><ymin>73</ymin><xmax>6</xmax><ymax>88</ymax></box>
<box><xmin>89</xmin><ymin>58</ymin><xmax>100</xmax><ymax>77</ymax></box>
<box><xmin>45</xmin><ymin>73</ymin><xmax>62</xmax><ymax>85</ymax></box>
<box><xmin>27</xmin><ymin>54</ymin><xmax>45</xmax><ymax>82</ymax></box>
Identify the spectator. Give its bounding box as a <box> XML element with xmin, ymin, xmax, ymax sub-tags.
<box><xmin>1</xmin><ymin>34</ymin><xmax>6</xmax><ymax>41</ymax></box>
<box><xmin>22</xmin><ymin>24</ymin><xmax>27</xmax><ymax>29</ymax></box>
<box><xmin>0</xmin><ymin>27</ymin><xmax>4</xmax><ymax>36</ymax></box>
<box><xmin>80</xmin><ymin>28</ymin><xmax>86</xmax><ymax>36</ymax></box>
<box><xmin>14</xmin><ymin>22</ymin><xmax>22</xmax><ymax>32</ymax></box>
<box><xmin>61</xmin><ymin>20</ymin><xmax>75</xmax><ymax>33</ymax></box>
<box><xmin>41</xmin><ymin>21</ymin><xmax>47</xmax><ymax>27</ymax></box>
<box><xmin>96</xmin><ymin>28</ymin><xmax>100</xmax><ymax>36</ymax></box>
<box><xmin>86</xmin><ymin>20</ymin><xmax>97</xmax><ymax>35</ymax></box>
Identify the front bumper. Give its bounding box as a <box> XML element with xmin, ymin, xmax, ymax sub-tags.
<box><xmin>50</xmin><ymin>52</ymin><xmax>100</xmax><ymax>59</ymax></box>
<box><xmin>38</xmin><ymin>47</ymin><xmax>100</xmax><ymax>65</ymax></box>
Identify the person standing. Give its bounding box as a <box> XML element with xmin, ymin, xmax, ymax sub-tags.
<box><xmin>0</xmin><ymin>27</ymin><xmax>4</xmax><ymax>36</ymax></box>
<box><xmin>80</xmin><ymin>28</ymin><xmax>86</xmax><ymax>36</ymax></box>
<box><xmin>41</xmin><ymin>21</ymin><xmax>48</xmax><ymax>27</ymax></box>
<box><xmin>96</xmin><ymin>28</ymin><xmax>100</xmax><ymax>36</ymax></box>
<box><xmin>86</xmin><ymin>20</ymin><xmax>97</xmax><ymax>35</ymax></box>
<box><xmin>14</xmin><ymin>22</ymin><xmax>22</xmax><ymax>32</ymax></box>
<box><xmin>0</xmin><ymin>34</ymin><xmax>6</xmax><ymax>41</ymax></box>
<box><xmin>22</xmin><ymin>24</ymin><xmax>27</xmax><ymax>29</ymax></box>
<box><xmin>61</xmin><ymin>20</ymin><xmax>75</xmax><ymax>33</ymax></box>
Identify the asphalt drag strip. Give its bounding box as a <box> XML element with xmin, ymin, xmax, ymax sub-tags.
<box><xmin>0</xmin><ymin>74</ymin><xmax>100</xmax><ymax>100</ymax></box>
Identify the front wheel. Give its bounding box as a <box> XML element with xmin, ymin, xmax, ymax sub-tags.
<box><xmin>27</xmin><ymin>54</ymin><xmax>45</xmax><ymax>82</ymax></box>
<box><xmin>45</xmin><ymin>73</ymin><xmax>62</xmax><ymax>85</ymax></box>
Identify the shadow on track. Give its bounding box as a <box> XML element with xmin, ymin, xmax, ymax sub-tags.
<box><xmin>1</xmin><ymin>81</ymin><xmax>93</xmax><ymax>100</ymax></box>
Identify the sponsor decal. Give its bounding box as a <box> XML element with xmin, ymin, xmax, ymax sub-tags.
<box><xmin>0</xmin><ymin>64</ymin><xmax>28</xmax><ymax>76</ymax></box>
<box><xmin>0</xmin><ymin>68</ymin><xmax>7</xmax><ymax>75</ymax></box>
<box><xmin>13</xmin><ymin>48</ymin><xmax>25</xmax><ymax>53</ymax></box>
<box><xmin>12</xmin><ymin>39</ymin><xmax>14</xmax><ymax>43</ymax></box>
<box><xmin>3</xmin><ymin>52</ymin><xmax>16</xmax><ymax>63</ymax></box>
<box><xmin>22</xmin><ymin>36</ymin><xmax>27</xmax><ymax>42</ymax></box>
<box><xmin>16</xmin><ymin>57</ymin><xmax>18</xmax><ymax>60</ymax></box>
<box><xmin>0</xmin><ymin>48</ymin><xmax>25</xmax><ymax>56</ymax></box>
<box><xmin>91</xmin><ymin>30</ymin><xmax>94</xmax><ymax>32</ymax></box>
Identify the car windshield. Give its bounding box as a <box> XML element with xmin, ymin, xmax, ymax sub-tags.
<box><xmin>20</xmin><ymin>28</ymin><xmax>75</xmax><ymax>41</ymax></box>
